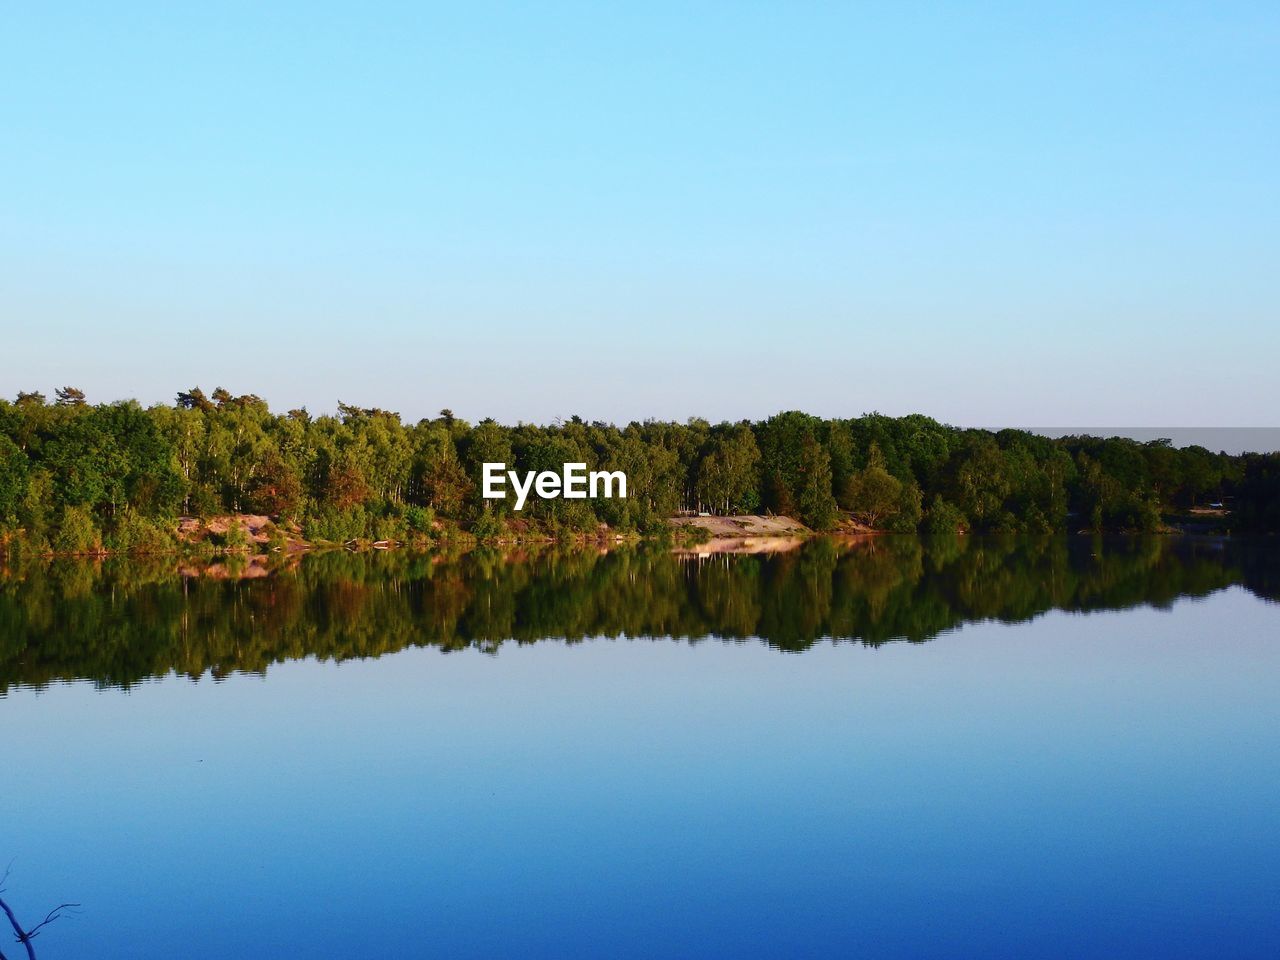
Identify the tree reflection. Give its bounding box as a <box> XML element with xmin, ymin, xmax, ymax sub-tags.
<box><xmin>0</xmin><ymin>536</ymin><xmax>1272</xmax><ymax>692</ymax></box>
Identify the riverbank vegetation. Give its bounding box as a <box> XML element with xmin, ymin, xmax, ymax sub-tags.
<box><xmin>1</xmin><ymin>387</ymin><xmax>1276</xmax><ymax>556</ymax></box>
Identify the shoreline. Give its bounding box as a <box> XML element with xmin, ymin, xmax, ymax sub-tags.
<box><xmin>1</xmin><ymin>520</ymin><xmax>1258</xmax><ymax>570</ymax></box>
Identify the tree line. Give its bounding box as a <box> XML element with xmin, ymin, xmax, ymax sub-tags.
<box><xmin>0</xmin><ymin>386</ymin><xmax>1276</xmax><ymax>553</ymax></box>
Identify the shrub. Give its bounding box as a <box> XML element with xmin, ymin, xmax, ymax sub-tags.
<box><xmin>404</xmin><ymin>504</ymin><xmax>435</xmax><ymax>536</ymax></box>
<box><xmin>266</xmin><ymin>525</ymin><xmax>288</xmax><ymax>552</ymax></box>
<box><xmin>54</xmin><ymin>505</ymin><xmax>102</xmax><ymax>554</ymax></box>
<box><xmin>369</xmin><ymin>512</ymin><xmax>404</xmax><ymax>542</ymax></box>
<box><xmin>885</xmin><ymin>480</ymin><xmax>924</xmax><ymax>533</ymax></box>
<box><xmin>303</xmin><ymin>506</ymin><xmax>367</xmax><ymax>542</ymax></box>
<box><xmin>924</xmin><ymin>497</ymin><xmax>968</xmax><ymax>536</ymax></box>
<box><xmin>222</xmin><ymin>522</ymin><xmax>251</xmax><ymax>552</ymax></box>
<box><xmin>471</xmin><ymin>509</ymin><xmax>504</xmax><ymax>543</ymax></box>
<box><xmin>110</xmin><ymin>510</ymin><xmax>176</xmax><ymax>554</ymax></box>
<box><xmin>187</xmin><ymin>484</ymin><xmax>222</xmax><ymax>517</ymax></box>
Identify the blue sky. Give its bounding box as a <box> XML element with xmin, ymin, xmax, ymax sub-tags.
<box><xmin>2</xmin><ymin>2</ymin><xmax>1276</xmax><ymax>425</ymax></box>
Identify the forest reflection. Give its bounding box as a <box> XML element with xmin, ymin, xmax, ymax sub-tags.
<box><xmin>1</xmin><ymin>536</ymin><xmax>1275</xmax><ymax>693</ymax></box>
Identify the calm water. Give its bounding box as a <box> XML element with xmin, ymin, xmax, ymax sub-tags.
<box><xmin>2</xmin><ymin>537</ymin><xmax>1278</xmax><ymax>959</ymax></box>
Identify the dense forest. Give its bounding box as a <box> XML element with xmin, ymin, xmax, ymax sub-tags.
<box><xmin>2</xmin><ymin>536</ymin><xmax>1275</xmax><ymax>692</ymax></box>
<box><xmin>0</xmin><ymin>386</ymin><xmax>1276</xmax><ymax>554</ymax></box>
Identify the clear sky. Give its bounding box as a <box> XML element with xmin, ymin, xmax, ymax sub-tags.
<box><xmin>2</xmin><ymin>2</ymin><xmax>1276</xmax><ymax>426</ymax></box>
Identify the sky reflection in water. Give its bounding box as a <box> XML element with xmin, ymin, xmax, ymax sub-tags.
<box><xmin>2</xmin><ymin>538</ymin><xmax>1278</xmax><ymax>959</ymax></box>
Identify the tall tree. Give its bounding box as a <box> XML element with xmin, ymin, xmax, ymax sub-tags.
<box><xmin>842</xmin><ymin>443</ymin><xmax>903</xmax><ymax>527</ymax></box>
<box><xmin>796</xmin><ymin>435</ymin><xmax>837</xmax><ymax>531</ymax></box>
<box><xmin>54</xmin><ymin>386</ymin><xmax>87</xmax><ymax>406</ymax></box>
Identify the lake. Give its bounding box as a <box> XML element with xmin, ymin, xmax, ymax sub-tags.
<box><xmin>2</xmin><ymin>536</ymin><xmax>1278</xmax><ymax>958</ymax></box>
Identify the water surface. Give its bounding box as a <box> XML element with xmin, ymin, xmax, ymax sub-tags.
<box><xmin>2</xmin><ymin>537</ymin><xmax>1278</xmax><ymax>958</ymax></box>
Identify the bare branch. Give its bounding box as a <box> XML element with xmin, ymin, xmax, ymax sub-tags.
<box><xmin>25</xmin><ymin>904</ymin><xmax>79</xmax><ymax>939</ymax></box>
<box><xmin>0</xmin><ymin>894</ymin><xmax>34</xmax><ymax>960</ymax></box>
<box><xmin>0</xmin><ymin>891</ymin><xmax>79</xmax><ymax>960</ymax></box>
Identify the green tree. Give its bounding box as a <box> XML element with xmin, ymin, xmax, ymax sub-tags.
<box><xmin>757</xmin><ymin>411</ymin><xmax>829</xmax><ymax>519</ymax></box>
<box><xmin>796</xmin><ymin>435</ymin><xmax>837</xmax><ymax>531</ymax></box>
<box><xmin>0</xmin><ymin>435</ymin><xmax>28</xmax><ymax>525</ymax></box>
<box><xmin>696</xmin><ymin>424</ymin><xmax>761</xmax><ymax>514</ymax></box>
<box><xmin>952</xmin><ymin>436</ymin><xmax>1011</xmax><ymax>530</ymax></box>
<box><xmin>925</xmin><ymin>496</ymin><xmax>968</xmax><ymax>535</ymax></box>
<box><xmin>841</xmin><ymin>443</ymin><xmax>903</xmax><ymax>527</ymax></box>
<box><xmin>53</xmin><ymin>504</ymin><xmax>101</xmax><ymax>553</ymax></box>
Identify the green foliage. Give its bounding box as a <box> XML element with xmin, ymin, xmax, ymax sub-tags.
<box><xmin>109</xmin><ymin>510</ymin><xmax>177</xmax><ymax>555</ymax></box>
<box><xmin>0</xmin><ymin>434</ymin><xmax>29</xmax><ymax>525</ymax></box>
<box><xmin>1074</xmin><ymin>450</ymin><xmax>1164</xmax><ymax>532</ymax></box>
<box><xmin>757</xmin><ymin>411</ymin><xmax>824</xmax><ymax>516</ymax></box>
<box><xmin>222</xmin><ymin>522</ymin><xmax>252</xmax><ymax>552</ymax></box>
<box><xmin>303</xmin><ymin>507</ymin><xmax>368</xmax><ymax>543</ymax></box>
<box><xmin>952</xmin><ymin>436</ymin><xmax>1010</xmax><ymax>529</ymax></box>
<box><xmin>796</xmin><ymin>435</ymin><xmax>838</xmax><ymax>530</ymax></box>
<box><xmin>471</xmin><ymin>508</ymin><xmax>504</xmax><ymax>543</ymax></box>
<box><xmin>0</xmin><ymin>391</ymin><xmax>1270</xmax><ymax>553</ymax></box>
<box><xmin>696</xmin><ymin>424</ymin><xmax>761</xmax><ymax>514</ymax></box>
<box><xmin>925</xmin><ymin>496</ymin><xmax>968</xmax><ymax>536</ymax></box>
<box><xmin>886</xmin><ymin>479</ymin><xmax>923</xmax><ymax>533</ymax></box>
<box><xmin>53</xmin><ymin>505</ymin><xmax>101</xmax><ymax>554</ymax></box>
<box><xmin>18</xmin><ymin>468</ymin><xmax>54</xmax><ymax>536</ymax></box>
<box><xmin>266</xmin><ymin>525</ymin><xmax>288</xmax><ymax>552</ymax></box>
<box><xmin>368</xmin><ymin>511</ymin><xmax>405</xmax><ymax>542</ymax></box>
<box><xmin>404</xmin><ymin>504</ymin><xmax>435</xmax><ymax>536</ymax></box>
<box><xmin>842</xmin><ymin>443</ymin><xmax>903</xmax><ymax>528</ymax></box>
<box><xmin>187</xmin><ymin>484</ymin><xmax>222</xmax><ymax>516</ymax></box>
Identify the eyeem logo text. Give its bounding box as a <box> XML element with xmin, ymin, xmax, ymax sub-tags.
<box><xmin>482</xmin><ymin>463</ymin><xmax>627</xmax><ymax>511</ymax></box>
